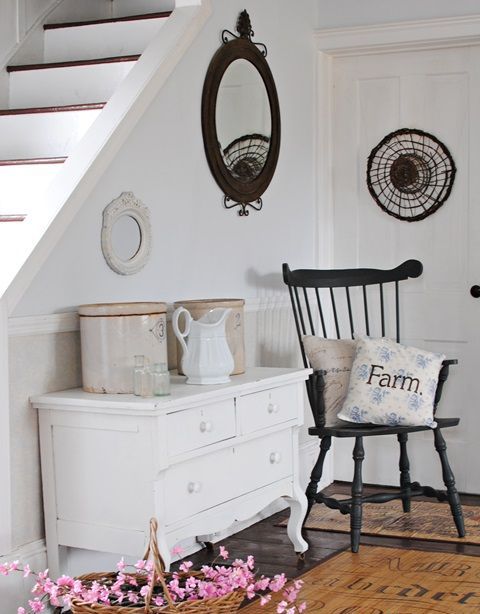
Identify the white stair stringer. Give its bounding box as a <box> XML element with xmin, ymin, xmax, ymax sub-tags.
<box><xmin>1</xmin><ymin>0</ymin><xmax>212</xmax><ymax>314</ymax></box>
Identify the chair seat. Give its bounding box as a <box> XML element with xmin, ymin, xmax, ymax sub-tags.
<box><xmin>309</xmin><ymin>417</ymin><xmax>460</xmax><ymax>438</ymax></box>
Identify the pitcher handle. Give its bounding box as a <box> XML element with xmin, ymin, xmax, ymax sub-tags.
<box><xmin>172</xmin><ymin>307</ymin><xmax>192</xmax><ymax>356</ymax></box>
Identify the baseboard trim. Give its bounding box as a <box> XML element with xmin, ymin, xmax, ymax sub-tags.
<box><xmin>1</xmin><ymin>538</ymin><xmax>46</xmax><ymax>561</ymax></box>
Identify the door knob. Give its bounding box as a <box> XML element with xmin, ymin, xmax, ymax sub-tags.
<box><xmin>471</xmin><ymin>285</ymin><xmax>480</xmax><ymax>298</ymax></box>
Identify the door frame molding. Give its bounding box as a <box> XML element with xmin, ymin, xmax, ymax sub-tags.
<box><xmin>314</xmin><ymin>14</ymin><xmax>480</xmax><ymax>268</ymax></box>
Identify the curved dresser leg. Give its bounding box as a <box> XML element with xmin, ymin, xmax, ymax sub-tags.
<box><xmin>285</xmin><ymin>484</ymin><xmax>309</xmax><ymax>554</ymax></box>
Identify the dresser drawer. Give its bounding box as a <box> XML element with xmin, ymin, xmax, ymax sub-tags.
<box><xmin>236</xmin><ymin>384</ymin><xmax>299</xmax><ymax>434</ymax></box>
<box><xmin>233</xmin><ymin>430</ymin><xmax>293</xmax><ymax>494</ymax></box>
<box><xmin>166</xmin><ymin>399</ymin><xmax>235</xmax><ymax>456</ymax></box>
<box><xmin>164</xmin><ymin>446</ymin><xmax>235</xmax><ymax>524</ymax></box>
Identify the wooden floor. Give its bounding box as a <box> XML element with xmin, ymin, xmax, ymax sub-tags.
<box><xmin>184</xmin><ymin>482</ymin><xmax>480</xmax><ymax>581</ymax></box>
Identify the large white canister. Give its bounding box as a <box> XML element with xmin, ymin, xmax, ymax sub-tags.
<box><xmin>79</xmin><ymin>302</ymin><xmax>167</xmax><ymax>393</ymax></box>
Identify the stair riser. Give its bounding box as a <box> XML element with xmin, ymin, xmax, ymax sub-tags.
<box><xmin>112</xmin><ymin>1</ymin><xmax>174</xmax><ymax>17</ymax></box>
<box><xmin>9</xmin><ymin>61</ymin><xmax>136</xmax><ymax>108</ymax></box>
<box><xmin>0</xmin><ymin>110</ymin><xmax>101</xmax><ymax>159</ymax></box>
<box><xmin>44</xmin><ymin>17</ymin><xmax>167</xmax><ymax>63</ymax></box>
<box><xmin>0</xmin><ymin>164</ymin><xmax>63</xmax><ymax>216</ymax></box>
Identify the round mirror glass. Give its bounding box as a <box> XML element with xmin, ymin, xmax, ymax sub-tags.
<box><xmin>215</xmin><ymin>59</ymin><xmax>271</xmax><ymax>183</ymax></box>
<box><xmin>110</xmin><ymin>215</ymin><xmax>142</xmax><ymax>262</ymax></box>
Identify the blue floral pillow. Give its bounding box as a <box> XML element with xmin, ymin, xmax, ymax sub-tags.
<box><xmin>337</xmin><ymin>336</ymin><xmax>445</xmax><ymax>428</ymax></box>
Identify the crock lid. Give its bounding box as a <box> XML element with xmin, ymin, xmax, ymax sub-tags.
<box><xmin>79</xmin><ymin>302</ymin><xmax>167</xmax><ymax>316</ymax></box>
<box><xmin>174</xmin><ymin>298</ymin><xmax>245</xmax><ymax>307</ymax></box>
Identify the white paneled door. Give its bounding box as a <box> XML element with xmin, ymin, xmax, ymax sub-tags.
<box><xmin>331</xmin><ymin>45</ymin><xmax>480</xmax><ymax>493</ymax></box>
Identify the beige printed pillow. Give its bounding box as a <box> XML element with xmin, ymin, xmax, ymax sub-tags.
<box><xmin>302</xmin><ymin>336</ymin><xmax>356</xmax><ymax>427</ymax></box>
<box><xmin>338</xmin><ymin>336</ymin><xmax>445</xmax><ymax>428</ymax></box>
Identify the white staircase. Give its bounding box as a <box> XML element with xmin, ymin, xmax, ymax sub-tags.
<box><xmin>0</xmin><ymin>10</ymin><xmax>171</xmax><ymax>220</ymax></box>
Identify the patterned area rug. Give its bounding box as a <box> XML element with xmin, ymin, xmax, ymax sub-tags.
<box><xmin>278</xmin><ymin>498</ymin><xmax>480</xmax><ymax>544</ymax></box>
<box><xmin>243</xmin><ymin>546</ymin><xmax>480</xmax><ymax>613</ymax></box>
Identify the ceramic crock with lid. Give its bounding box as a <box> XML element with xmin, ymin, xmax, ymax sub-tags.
<box><xmin>79</xmin><ymin>302</ymin><xmax>167</xmax><ymax>393</ymax></box>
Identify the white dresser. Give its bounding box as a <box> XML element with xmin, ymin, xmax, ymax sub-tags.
<box><xmin>32</xmin><ymin>367</ymin><xmax>310</xmax><ymax>576</ymax></box>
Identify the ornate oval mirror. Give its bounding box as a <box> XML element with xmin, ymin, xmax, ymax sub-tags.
<box><xmin>202</xmin><ymin>11</ymin><xmax>280</xmax><ymax>216</ymax></box>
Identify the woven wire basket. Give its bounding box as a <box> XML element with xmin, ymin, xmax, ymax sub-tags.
<box><xmin>366</xmin><ymin>128</ymin><xmax>456</xmax><ymax>221</ymax></box>
<box><xmin>70</xmin><ymin>520</ymin><xmax>244</xmax><ymax>614</ymax></box>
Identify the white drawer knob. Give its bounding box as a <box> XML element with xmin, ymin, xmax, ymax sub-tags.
<box><xmin>187</xmin><ymin>481</ymin><xmax>202</xmax><ymax>494</ymax></box>
<box><xmin>199</xmin><ymin>420</ymin><xmax>212</xmax><ymax>433</ymax></box>
<box><xmin>267</xmin><ymin>403</ymin><xmax>279</xmax><ymax>414</ymax></box>
<box><xmin>270</xmin><ymin>451</ymin><xmax>282</xmax><ymax>464</ymax></box>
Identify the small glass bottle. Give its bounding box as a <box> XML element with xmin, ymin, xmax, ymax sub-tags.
<box><xmin>133</xmin><ymin>355</ymin><xmax>145</xmax><ymax>396</ymax></box>
<box><xmin>134</xmin><ymin>355</ymin><xmax>153</xmax><ymax>397</ymax></box>
<box><xmin>153</xmin><ymin>362</ymin><xmax>171</xmax><ymax>396</ymax></box>
<box><xmin>141</xmin><ymin>363</ymin><xmax>153</xmax><ymax>397</ymax></box>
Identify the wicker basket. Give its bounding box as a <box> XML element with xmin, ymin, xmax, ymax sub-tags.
<box><xmin>70</xmin><ymin>520</ymin><xmax>244</xmax><ymax>614</ymax></box>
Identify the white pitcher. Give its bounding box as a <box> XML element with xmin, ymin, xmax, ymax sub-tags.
<box><xmin>172</xmin><ymin>307</ymin><xmax>234</xmax><ymax>385</ymax></box>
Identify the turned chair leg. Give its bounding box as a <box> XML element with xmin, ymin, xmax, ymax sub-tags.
<box><xmin>397</xmin><ymin>432</ymin><xmax>412</xmax><ymax>512</ymax></box>
<box><xmin>304</xmin><ymin>436</ymin><xmax>332</xmax><ymax>524</ymax></box>
<box><xmin>434</xmin><ymin>428</ymin><xmax>465</xmax><ymax>537</ymax></box>
<box><xmin>350</xmin><ymin>436</ymin><xmax>365</xmax><ymax>553</ymax></box>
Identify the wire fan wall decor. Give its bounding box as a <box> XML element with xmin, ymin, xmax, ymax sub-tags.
<box><xmin>367</xmin><ymin>128</ymin><xmax>456</xmax><ymax>221</ymax></box>
<box><xmin>222</xmin><ymin>134</ymin><xmax>270</xmax><ymax>183</ymax></box>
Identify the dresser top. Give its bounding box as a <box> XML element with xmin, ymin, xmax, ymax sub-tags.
<box><xmin>31</xmin><ymin>367</ymin><xmax>311</xmax><ymax>414</ymax></box>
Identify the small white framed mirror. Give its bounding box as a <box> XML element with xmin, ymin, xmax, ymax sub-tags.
<box><xmin>101</xmin><ymin>192</ymin><xmax>151</xmax><ymax>275</ymax></box>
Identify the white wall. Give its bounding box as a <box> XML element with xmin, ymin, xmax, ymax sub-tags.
<box><xmin>3</xmin><ymin>0</ymin><xmax>318</xmax><ymax>604</ymax></box>
<box><xmin>14</xmin><ymin>0</ymin><xmax>317</xmax><ymax>316</ymax></box>
<box><xmin>316</xmin><ymin>0</ymin><xmax>480</xmax><ymax>29</ymax></box>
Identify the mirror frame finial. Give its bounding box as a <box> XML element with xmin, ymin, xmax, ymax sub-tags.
<box><xmin>202</xmin><ymin>11</ymin><xmax>280</xmax><ymax>217</ymax></box>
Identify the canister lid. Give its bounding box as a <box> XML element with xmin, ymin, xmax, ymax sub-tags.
<box><xmin>79</xmin><ymin>302</ymin><xmax>167</xmax><ymax>317</ymax></box>
<box><xmin>174</xmin><ymin>298</ymin><xmax>244</xmax><ymax>308</ymax></box>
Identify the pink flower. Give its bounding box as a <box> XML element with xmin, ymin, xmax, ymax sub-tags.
<box><xmin>171</xmin><ymin>545</ymin><xmax>183</xmax><ymax>556</ymax></box>
<box><xmin>246</xmin><ymin>583</ymin><xmax>256</xmax><ymax>599</ymax></box>
<box><xmin>179</xmin><ymin>561</ymin><xmax>193</xmax><ymax>573</ymax></box>
<box><xmin>260</xmin><ymin>594</ymin><xmax>272</xmax><ymax>605</ymax></box>
<box><xmin>17</xmin><ymin>609</ymin><xmax>26</xmax><ymax>614</ymax></box>
<box><xmin>116</xmin><ymin>558</ymin><xmax>126</xmax><ymax>572</ymax></box>
<box><xmin>56</xmin><ymin>574</ymin><xmax>74</xmax><ymax>587</ymax></box>
<box><xmin>269</xmin><ymin>573</ymin><xmax>287</xmax><ymax>592</ymax></box>
<box><xmin>298</xmin><ymin>602</ymin><xmax>307</xmax><ymax>612</ymax></box>
<box><xmin>28</xmin><ymin>600</ymin><xmax>45</xmax><ymax>613</ymax></box>
<box><xmin>219</xmin><ymin>546</ymin><xmax>229</xmax><ymax>560</ymax></box>
<box><xmin>127</xmin><ymin>591</ymin><xmax>139</xmax><ymax>604</ymax></box>
<box><xmin>23</xmin><ymin>565</ymin><xmax>31</xmax><ymax>578</ymax></box>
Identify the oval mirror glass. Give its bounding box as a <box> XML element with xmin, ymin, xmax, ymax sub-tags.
<box><xmin>110</xmin><ymin>215</ymin><xmax>142</xmax><ymax>262</ymax></box>
<box><xmin>215</xmin><ymin>59</ymin><xmax>271</xmax><ymax>183</ymax></box>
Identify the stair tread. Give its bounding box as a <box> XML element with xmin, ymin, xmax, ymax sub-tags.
<box><xmin>0</xmin><ymin>102</ymin><xmax>106</xmax><ymax>116</ymax></box>
<box><xmin>44</xmin><ymin>11</ymin><xmax>172</xmax><ymax>30</ymax></box>
<box><xmin>0</xmin><ymin>157</ymin><xmax>67</xmax><ymax>166</ymax></box>
<box><xmin>7</xmin><ymin>54</ymin><xmax>140</xmax><ymax>73</ymax></box>
<box><xmin>0</xmin><ymin>215</ymin><xmax>26</xmax><ymax>222</ymax></box>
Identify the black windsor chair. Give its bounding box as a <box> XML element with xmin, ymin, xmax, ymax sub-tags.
<box><xmin>283</xmin><ymin>259</ymin><xmax>465</xmax><ymax>552</ymax></box>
